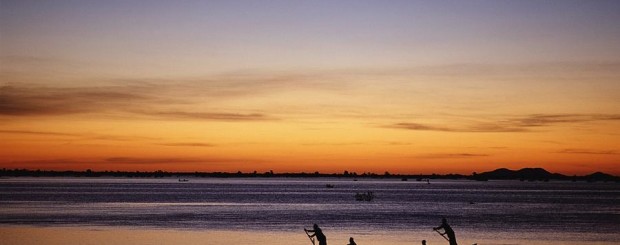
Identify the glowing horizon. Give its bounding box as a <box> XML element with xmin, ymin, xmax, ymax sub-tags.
<box><xmin>2</xmin><ymin>1</ymin><xmax>620</xmax><ymax>175</ymax></box>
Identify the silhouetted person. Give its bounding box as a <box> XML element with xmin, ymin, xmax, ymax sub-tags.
<box><xmin>422</xmin><ymin>240</ymin><xmax>427</xmax><ymax>245</ymax></box>
<box><xmin>305</xmin><ymin>224</ymin><xmax>327</xmax><ymax>245</ymax></box>
<box><xmin>434</xmin><ymin>218</ymin><xmax>457</xmax><ymax>245</ymax></box>
<box><xmin>347</xmin><ymin>237</ymin><xmax>356</xmax><ymax>245</ymax></box>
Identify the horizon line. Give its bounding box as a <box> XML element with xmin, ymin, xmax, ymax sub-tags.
<box><xmin>1</xmin><ymin>167</ymin><xmax>617</xmax><ymax>178</ymax></box>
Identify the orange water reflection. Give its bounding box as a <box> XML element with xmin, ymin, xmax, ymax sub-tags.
<box><xmin>1</xmin><ymin>226</ymin><xmax>616</xmax><ymax>245</ymax></box>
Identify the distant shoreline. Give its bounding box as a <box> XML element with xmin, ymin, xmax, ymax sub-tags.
<box><xmin>1</xmin><ymin>168</ymin><xmax>618</xmax><ymax>182</ymax></box>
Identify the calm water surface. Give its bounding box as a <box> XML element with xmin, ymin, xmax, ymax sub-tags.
<box><xmin>0</xmin><ymin>177</ymin><xmax>618</xmax><ymax>244</ymax></box>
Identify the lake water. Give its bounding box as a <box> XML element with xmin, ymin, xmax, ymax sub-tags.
<box><xmin>0</xmin><ymin>177</ymin><xmax>618</xmax><ymax>245</ymax></box>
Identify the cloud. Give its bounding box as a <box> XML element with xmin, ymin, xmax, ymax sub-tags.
<box><xmin>181</xmin><ymin>71</ymin><xmax>344</xmax><ymax>98</ymax></box>
<box><xmin>390</xmin><ymin>123</ymin><xmax>453</xmax><ymax>132</ymax></box>
<box><xmin>0</xmin><ymin>85</ymin><xmax>273</xmax><ymax>121</ymax></box>
<box><xmin>0</xmin><ymin>85</ymin><xmax>156</xmax><ymax>116</ymax></box>
<box><xmin>104</xmin><ymin>157</ymin><xmax>225</xmax><ymax>164</ymax></box>
<box><xmin>135</xmin><ymin>110</ymin><xmax>273</xmax><ymax>121</ymax></box>
<box><xmin>3</xmin><ymin>159</ymin><xmax>88</xmax><ymax>165</ymax></box>
<box><xmin>301</xmin><ymin>142</ymin><xmax>366</xmax><ymax>146</ymax></box>
<box><xmin>509</xmin><ymin>114</ymin><xmax>620</xmax><ymax>127</ymax></box>
<box><xmin>0</xmin><ymin>129</ymin><xmax>160</xmax><ymax>142</ymax></box>
<box><xmin>415</xmin><ymin>153</ymin><xmax>490</xmax><ymax>159</ymax></box>
<box><xmin>384</xmin><ymin>142</ymin><xmax>416</xmax><ymax>146</ymax></box>
<box><xmin>556</xmin><ymin>149</ymin><xmax>619</xmax><ymax>155</ymax></box>
<box><xmin>0</xmin><ymin>129</ymin><xmax>77</xmax><ymax>137</ymax></box>
<box><xmin>83</xmin><ymin>134</ymin><xmax>160</xmax><ymax>142</ymax></box>
<box><xmin>396</xmin><ymin>62</ymin><xmax>620</xmax><ymax>78</ymax></box>
<box><xmin>4</xmin><ymin>157</ymin><xmax>250</xmax><ymax>165</ymax></box>
<box><xmin>389</xmin><ymin>114</ymin><xmax>620</xmax><ymax>133</ymax></box>
<box><xmin>156</xmin><ymin>142</ymin><xmax>216</xmax><ymax>147</ymax></box>
<box><xmin>389</xmin><ymin>122</ymin><xmax>525</xmax><ymax>133</ymax></box>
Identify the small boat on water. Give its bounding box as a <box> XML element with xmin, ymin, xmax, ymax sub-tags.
<box><xmin>417</xmin><ymin>178</ymin><xmax>430</xmax><ymax>184</ymax></box>
<box><xmin>355</xmin><ymin>191</ymin><xmax>374</xmax><ymax>201</ymax></box>
<box><xmin>325</xmin><ymin>184</ymin><xmax>335</xmax><ymax>188</ymax></box>
<box><xmin>178</xmin><ymin>178</ymin><xmax>189</xmax><ymax>182</ymax></box>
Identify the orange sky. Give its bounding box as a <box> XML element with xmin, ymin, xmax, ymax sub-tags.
<box><xmin>1</xmin><ymin>1</ymin><xmax>620</xmax><ymax>175</ymax></box>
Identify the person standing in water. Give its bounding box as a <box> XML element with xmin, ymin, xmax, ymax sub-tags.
<box><xmin>433</xmin><ymin>218</ymin><xmax>458</xmax><ymax>245</ymax></box>
<box><xmin>347</xmin><ymin>237</ymin><xmax>356</xmax><ymax>245</ymax></box>
<box><xmin>305</xmin><ymin>224</ymin><xmax>327</xmax><ymax>245</ymax></box>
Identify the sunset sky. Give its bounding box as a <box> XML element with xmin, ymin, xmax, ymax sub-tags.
<box><xmin>1</xmin><ymin>0</ymin><xmax>619</xmax><ymax>175</ymax></box>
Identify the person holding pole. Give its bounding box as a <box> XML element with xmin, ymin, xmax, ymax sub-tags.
<box><xmin>347</xmin><ymin>237</ymin><xmax>357</xmax><ymax>245</ymax></box>
<box><xmin>305</xmin><ymin>224</ymin><xmax>327</xmax><ymax>245</ymax></box>
<box><xmin>433</xmin><ymin>218</ymin><xmax>458</xmax><ymax>245</ymax></box>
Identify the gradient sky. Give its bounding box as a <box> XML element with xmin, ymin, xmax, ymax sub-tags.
<box><xmin>1</xmin><ymin>0</ymin><xmax>620</xmax><ymax>175</ymax></box>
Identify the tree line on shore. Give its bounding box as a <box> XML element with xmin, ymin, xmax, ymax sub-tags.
<box><xmin>0</xmin><ymin>167</ymin><xmax>617</xmax><ymax>182</ymax></box>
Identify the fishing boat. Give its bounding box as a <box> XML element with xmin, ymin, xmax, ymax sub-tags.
<box><xmin>355</xmin><ymin>191</ymin><xmax>374</xmax><ymax>201</ymax></box>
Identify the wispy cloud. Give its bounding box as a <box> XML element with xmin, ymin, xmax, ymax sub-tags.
<box><xmin>181</xmin><ymin>71</ymin><xmax>344</xmax><ymax>98</ymax></box>
<box><xmin>510</xmin><ymin>114</ymin><xmax>620</xmax><ymax>127</ymax></box>
<box><xmin>4</xmin><ymin>159</ymin><xmax>88</xmax><ymax>165</ymax></box>
<box><xmin>83</xmin><ymin>134</ymin><xmax>160</xmax><ymax>142</ymax></box>
<box><xmin>300</xmin><ymin>142</ymin><xmax>366</xmax><ymax>146</ymax></box>
<box><xmin>390</xmin><ymin>123</ymin><xmax>453</xmax><ymax>132</ymax></box>
<box><xmin>556</xmin><ymin>149</ymin><xmax>619</xmax><ymax>155</ymax></box>
<box><xmin>156</xmin><ymin>142</ymin><xmax>216</xmax><ymax>147</ymax></box>
<box><xmin>0</xmin><ymin>85</ymin><xmax>273</xmax><ymax>121</ymax></box>
<box><xmin>134</xmin><ymin>110</ymin><xmax>273</xmax><ymax>121</ymax></box>
<box><xmin>0</xmin><ymin>85</ymin><xmax>157</xmax><ymax>116</ymax></box>
<box><xmin>389</xmin><ymin>122</ymin><xmax>525</xmax><ymax>133</ymax></box>
<box><xmin>4</xmin><ymin>157</ymin><xmax>251</xmax><ymax>165</ymax></box>
<box><xmin>0</xmin><ymin>129</ymin><xmax>77</xmax><ymax>137</ymax></box>
<box><xmin>389</xmin><ymin>114</ymin><xmax>620</xmax><ymax>133</ymax></box>
<box><xmin>415</xmin><ymin>153</ymin><xmax>490</xmax><ymax>159</ymax></box>
<box><xmin>104</xmin><ymin>157</ymin><xmax>223</xmax><ymax>164</ymax></box>
<box><xmin>0</xmin><ymin>130</ymin><xmax>160</xmax><ymax>141</ymax></box>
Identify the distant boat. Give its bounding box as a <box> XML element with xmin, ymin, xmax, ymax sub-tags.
<box><xmin>355</xmin><ymin>191</ymin><xmax>374</xmax><ymax>201</ymax></box>
<box><xmin>418</xmin><ymin>178</ymin><xmax>430</xmax><ymax>184</ymax></box>
<box><xmin>401</xmin><ymin>177</ymin><xmax>408</xmax><ymax>181</ymax></box>
<box><xmin>325</xmin><ymin>184</ymin><xmax>335</xmax><ymax>188</ymax></box>
<box><xmin>178</xmin><ymin>178</ymin><xmax>189</xmax><ymax>182</ymax></box>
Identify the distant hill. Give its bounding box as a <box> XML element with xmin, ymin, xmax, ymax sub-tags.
<box><xmin>584</xmin><ymin>172</ymin><xmax>618</xmax><ymax>182</ymax></box>
<box><xmin>1</xmin><ymin>168</ymin><xmax>618</xmax><ymax>182</ymax></box>
<box><xmin>475</xmin><ymin>167</ymin><xmax>563</xmax><ymax>180</ymax></box>
<box><xmin>475</xmin><ymin>168</ymin><xmax>619</xmax><ymax>181</ymax></box>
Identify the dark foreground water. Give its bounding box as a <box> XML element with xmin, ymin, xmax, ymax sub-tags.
<box><xmin>0</xmin><ymin>177</ymin><xmax>618</xmax><ymax>244</ymax></box>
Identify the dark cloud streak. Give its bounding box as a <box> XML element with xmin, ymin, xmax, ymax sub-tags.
<box><xmin>511</xmin><ymin>114</ymin><xmax>620</xmax><ymax>127</ymax></box>
<box><xmin>0</xmin><ymin>129</ymin><xmax>159</xmax><ymax>142</ymax></box>
<box><xmin>136</xmin><ymin>110</ymin><xmax>272</xmax><ymax>121</ymax></box>
<box><xmin>104</xmin><ymin>157</ymin><xmax>219</xmax><ymax>164</ymax></box>
<box><xmin>156</xmin><ymin>143</ymin><xmax>216</xmax><ymax>147</ymax></box>
<box><xmin>0</xmin><ymin>85</ymin><xmax>154</xmax><ymax>116</ymax></box>
<box><xmin>415</xmin><ymin>153</ymin><xmax>490</xmax><ymax>159</ymax></box>
<box><xmin>0</xmin><ymin>129</ymin><xmax>77</xmax><ymax>137</ymax></box>
<box><xmin>4</xmin><ymin>157</ymin><xmax>252</xmax><ymax>165</ymax></box>
<box><xmin>389</xmin><ymin>114</ymin><xmax>620</xmax><ymax>133</ymax></box>
<box><xmin>556</xmin><ymin>149</ymin><xmax>619</xmax><ymax>155</ymax></box>
<box><xmin>0</xmin><ymin>85</ymin><xmax>272</xmax><ymax>121</ymax></box>
<box><xmin>390</xmin><ymin>123</ymin><xmax>525</xmax><ymax>133</ymax></box>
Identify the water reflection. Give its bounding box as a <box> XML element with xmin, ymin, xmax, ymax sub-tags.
<box><xmin>0</xmin><ymin>178</ymin><xmax>618</xmax><ymax>245</ymax></box>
